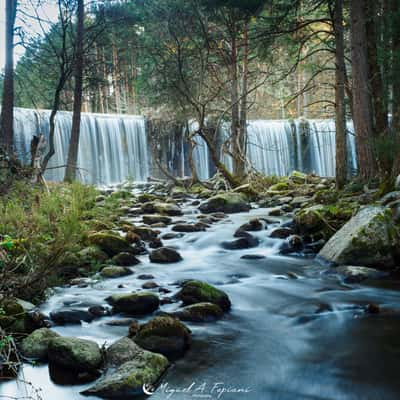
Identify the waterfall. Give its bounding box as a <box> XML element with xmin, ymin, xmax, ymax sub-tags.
<box><xmin>13</xmin><ymin>108</ymin><xmax>149</xmax><ymax>185</ymax></box>
<box><xmin>12</xmin><ymin>108</ymin><xmax>357</xmax><ymax>184</ymax></box>
<box><xmin>235</xmin><ymin>119</ymin><xmax>356</xmax><ymax>178</ymax></box>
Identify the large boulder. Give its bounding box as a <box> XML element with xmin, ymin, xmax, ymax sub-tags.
<box><xmin>221</xmin><ymin>234</ymin><xmax>259</xmax><ymax>250</ymax></box>
<box><xmin>88</xmin><ymin>232</ymin><xmax>134</xmax><ymax>257</ymax></box>
<box><xmin>319</xmin><ymin>206</ymin><xmax>400</xmax><ymax>268</ymax></box>
<box><xmin>48</xmin><ymin>337</ymin><xmax>102</xmax><ymax>372</ymax></box>
<box><xmin>199</xmin><ymin>193</ymin><xmax>250</xmax><ymax>214</ymax></box>
<box><xmin>106</xmin><ymin>292</ymin><xmax>160</xmax><ymax>315</ymax></box>
<box><xmin>149</xmin><ymin>247</ymin><xmax>182</xmax><ymax>263</ymax></box>
<box><xmin>106</xmin><ymin>337</ymin><xmax>144</xmax><ymax>367</ymax></box>
<box><xmin>142</xmin><ymin>202</ymin><xmax>183</xmax><ymax>216</ymax></box>
<box><xmin>133</xmin><ymin>316</ymin><xmax>191</xmax><ymax>359</ymax></box>
<box><xmin>172</xmin><ymin>223</ymin><xmax>205</xmax><ymax>232</ymax></box>
<box><xmin>172</xmin><ymin>302</ymin><xmax>223</xmax><ymax>322</ymax></box>
<box><xmin>81</xmin><ymin>351</ymin><xmax>168</xmax><ymax>398</ymax></box>
<box><xmin>176</xmin><ymin>280</ymin><xmax>231</xmax><ymax>311</ymax></box>
<box><xmin>20</xmin><ymin>328</ymin><xmax>60</xmax><ymax>360</ymax></box>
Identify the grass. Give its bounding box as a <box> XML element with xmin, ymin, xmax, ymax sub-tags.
<box><xmin>0</xmin><ymin>180</ymin><xmax>120</xmax><ymax>303</ymax></box>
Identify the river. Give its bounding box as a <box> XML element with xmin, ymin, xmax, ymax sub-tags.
<box><xmin>1</xmin><ymin>197</ymin><xmax>400</xmax><ymax>400</ymax></box>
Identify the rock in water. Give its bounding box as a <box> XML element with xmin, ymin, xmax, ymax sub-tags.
<box><xmin>336</xmin><ymin>266</ymin><xmax>386</xmax><ymax>283</ymax></box>
<box><xmin>111</xmin><ymin>252</ymin><xmax>140</xmax><ymax>266</ymax></box>
<box><xmin>176</xmin><ymin>280</ymin><xmax>231</xmax><ymax>311</ymax></box>
<box><xmin>106</xmin><ymin>292</ymin><xmax>160</xmax><ymax>315</ymax></box>
<box><xmin>81</xmin><ymin>351</ymin><xmax>168</xmax><ymax>398</ymax></box>
<box><xmin>106</xmin><ymin>337</ymin><xmax>144</xmax><ymax>366</ymax></box>
<box><xmin>20</xmin><ymin>328</ymin><xmax>60</xmax><ymax>360</ymax></box>
<box><xmin>88</xmin><ymin>232</ymin><xmax>134</xmax><ymax>257</ymax></box>
<box><xmin>172</xmin><ymin>302</ymin><xmax>223</xmax><ymax>322</ymax></box>
<box><xmin>48</xmin><ymin>337</ymin><xmax>102</xmax><ymax>373</ymax></box>
<box><xmin>133</xmin><ymin>316</ymin><xmax>191</xmax><ymax>359</ymax></box>
<box><xmin>199</xmin><ymin>193</ymin><xmax>250</xmax><ymax>214</ymax></box>
<box><xmin>318</xmin><ymin>206</ymin><xmax>400</xmax><ymax>268</ymax></box>
<box><xmin>100</xmin><ymin>266</ymin><xmax>133</xmax><ymax>278</ymax></box>
<box><xmin>149</xmin><ymin>247</ymin><xmax>183</xmax><ymax>263</ymax></box>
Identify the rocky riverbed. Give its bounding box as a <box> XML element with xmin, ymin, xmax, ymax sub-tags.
<box><xmin>2</xmin><ymin>172</ymin><xmax>400</xmax><ymax>399</ymax></box>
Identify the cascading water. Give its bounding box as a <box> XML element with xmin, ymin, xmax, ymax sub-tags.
<box><xmin>197</xmin><ymin>119</ymin><xmax>357</xmax><ymax>179</ymax></box>
<box><xmin>13</xmin><ymin>108</ymin><xmax>149</xmax><ymax>185</ymax></box>
<box><xmin>13</xmin><ymin>108</ymin><xmax>357</xmax><ymax>184</ymax></box>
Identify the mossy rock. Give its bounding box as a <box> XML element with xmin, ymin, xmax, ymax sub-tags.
<box><xmin>0</xmin><ymin>298</ymin><xmax>28</xmax><ymax>333</ymax></box>
<box><xmin>134</xmin><ymin>316</ymin><xmax>191</xmax><ymax>359</ymax></box>
<box><xmin>100</xmin><ymin>266</ymin><xmax>133</xmax><ymax>279</ymax></box>
<box><xmin>20</xmin><ymin>328</ymin><xmax>60</xmax><ymax>360</ymax></box>
<box><xmin>199</xmin><ymin>193</ymin><xmax>250</xmax><ymax>214</ymax></box>
<box><xmin>142</xmin><ymin>215</ymin><xmax>172</xmax><ymax>225</ymax></box>
<box><xmin>48</xmin><ymin>337</ymin><xmax>102</xmax><ymax>372</ymax></box>
<box><xmin>172</xmin><ymin>302</ymin><xmax>223</xmax><ymax>322</ymax></box>
<box><xmin>319</xmin><ymin>206</ymin><xmax>400</xmax><ymax>268</ymax></box>
<box><xmin>88</xmin><ymin>232</ymin><xmax>134</xmax><ymax>257</ymax></box>
<box><xmin>111</xmin><ymin>252</ymin><xmax>140</xmax><ymax>266</ymax></box>
<box><xmin>176</xmin><ymin>280</ymin><xmax>231</xmax><ymax>311</ymax></box>
<box><xmin>81</xmin><ymin>350</ymin><xmax>168</xmax><ymax>398</ymax></box>
<box><xmin>289</xmin><ymin>170</ymin><xmax>307</xmax><ymax>184</ymax></box>
<box><xmin>106</xmin><ymin>292</ymin><xmax>160</xmax><ymax>315</ymax></box>
<box><xmin>314</xmin><ymin>189</ymin><xmax>339</xmax><ymax>205</ymax></box>
<box><xmin>78</xmin><ymin>246</ymin><xmax>109</xmax><ymax>264</ymax></box>
<box><xmin>106</xmin><ymin>337</ymin><xmax>144</xmax><ymax>367</ymax></box>
<box><xmin>130</xmin><ymin>226</ymin><xmax>159</xmax><ymax>241</ymax></box>
<box><xmin>269</xmin><ymin>181</ymin><xmax>290</xmax><ymax>192</ymax></box>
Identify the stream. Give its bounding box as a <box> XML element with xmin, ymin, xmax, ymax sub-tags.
<box><xmin>1</xmin><ymin>197</ymin><xmax>400</xmax><ymax>400</ymax></box>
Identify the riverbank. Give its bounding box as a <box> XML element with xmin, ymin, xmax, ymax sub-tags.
<box><xmin>1</xmin><ymin>172</ymin><xmax>400</xmax><ymax>398</ymax></box>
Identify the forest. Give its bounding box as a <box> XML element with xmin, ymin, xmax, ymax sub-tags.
<box><xmin>0</xmin><ymin>1</ymin><xmax>400</xmax><ymax>399</ymax></box>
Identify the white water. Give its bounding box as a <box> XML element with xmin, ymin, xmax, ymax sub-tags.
<box><xmin>12</xmin><ymin>108</ymin><xmax>357</xmax><ymax>184</ymax></box>
<box><xmin>13</xmin><ymin>108</ymin><xmax>149</xmax><ymax>185</ymax></box>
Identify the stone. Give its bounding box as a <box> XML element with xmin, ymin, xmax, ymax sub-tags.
<box><xmin>106</xmin><ymin>292</ymin><xmax>160</xmax><ymax>315</ymax></box>
<box><xmin>133</xmin><ymin>316</ymin><xmax>191</xmax><ymax>359</ymax></box>
<box><xmin>130</xmin><ymin>226</ymin><xmax>159</xmax><ymax>242</ymax></box>
<box><xmin>100</xmin><ymin>266</ymin><xmax>133</xmax><ymax>279</ymax></box>
<box><xmin>142</xmin><ymin>202</ymin><xmax>183</xmax><ymax>216</ymax></box>
<box><xmin>172</xmin><ymin>303</ymin><xmax>223</xmax><ymax>322</ymax></box>
<box><xmin>77</xmin><ymin>246</ymin><xmax>109</xmax><ymax>264</ymax></box>
<box><xmin>221</xmin><ymin>233</ymin><xmax>259</xmax><ymax>250</ymax></box>
<box><xmin>149</xmin><ymin>247</ymin><xmax>182</xmax><ymax>263</ymax></box>
<box><xmin>290</xmin><ymin>170</ymin><xmax>307</xmax><ymax>184</ymax></box>
<box><xmin>380</xmin><ymin>191</ymin><xmax>400</xmax><ymax>206</ymax></box>
<box><xmin>111</xmin><ymin>252</ymin><xmax>140</xmax><ymax>266</ymax></box>
<box><xmin>319</xmin><ymin>206</ymin><xmax>400</xmax><ymax>268</ymax></box>
<box><xmin>268</xmin><ymin>207</ymin><xmax>283</xmax><ymax>216</ymax></box>
<box><xmin>106</xmin><ymin>337</ymin><xmax>143</xmax><ymax>366</ymax></box>
<box><xmin>105</xmin><ymin>319</ymin><xmax>134</xmax><ymax>326</ymax></box>
<box><xmin>199</xmin><ymin>193</ymin><xmax>250</xmax><ymax>214</ymax></box>
<box><xmin>176</xmin><ymin>280</ymin><xmax>231</xmax><ymax>311</ymax></box>
<box><xmin>279</xmin><ymin>235</ymin><xmax>304</xmax><ymax>255</ymax></box>
<box><xmin>172</xmin><ymin>223</ymin><xmax>205</xmax><ymax>232</ymax></box>
<box><xmin>269</xmin><ymin>227</ymin><xmax>294</xmax><ymax>239</ymax></box>
<box><xmin>48</xmin><ymin>337</ymin><xmax>102</xmax><ymax>373</ymax></box>
<box><xmin>20</xmin><ymin>328</ymin><xmax>60</xmax><ymax>360</ymax></box>
<box><xmin>50</xmin><ymin>309</ymin><xmax>95</xmax><ymax>325</ymax></box>
<box><xmin>142</xmin><ymin>281</ymin><xmax>159</xmax><ymax>289</ymax></box>
<box><xmin>240</xmin><ymin>254</ymin><xmax>266</xmax><ymax>260</ymax></box>
<box><xmin>128</xmin><ymin>320</ymin><xmax>140</xmax><ymax>337</ymax></box>
<box><xmin>137</xmin><ymin>274</ymin><xmax>155</xmax><ymax>280</ymax></box>
<box><xmin>88</xmin><ymin>305</ymin><xmax>109</xmax><ymax>317</ymax></box>
<box><xmin>142</xmin><ymin>215</ymin><xmax>172</xmax><ymax>225</ymax></box>
<box><xmin>161</xmin><ymin>232</ymin><xmax>183</xmax><ymax>240</ymax></box>
<box><xmin>237</xmin><ymin>218</ymin><xmax>263</xmax><ymax>232</ymax></box>
<box><xmin>88</xmin><ymin>232</ymin><xmax>134</xmax><ymax>257</ymax></box>
<box><xmin>81</xmin><ymin>352</ymin><xmax>168</xmax><ymax>398</ymax></box>
<box><xmin>336</xmin><ymin>266</ymin><xmax>386</xmax><ymax>283</ymax></box>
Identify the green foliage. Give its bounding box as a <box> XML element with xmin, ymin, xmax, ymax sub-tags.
<box><xmin>0</xmin><ymin>182</ymin><xmax>117</xmax><ymax>300</ymax></box>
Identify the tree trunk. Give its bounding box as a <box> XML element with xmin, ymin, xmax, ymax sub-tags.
<box><xmin>238</xmin><ymin>18</ymin><xmax>249</xmax><ymax>180</ymax></box>
<box><xmin>350</xmin><ymin>0</ymin><xmax>377</xmax><ymax>180</ymax></box>
<box><xmin>230</xmin><ymin>22</ymin><xmax>244</xmax><ymax>178</ymax></box>
<box><xmin>334</xmin><ymin>0</ymin><xmax>347</xmax><ymax>189</ymax></box>
<box><xmin>65</xmin><ymin>0</ymin><xmax>84</xmax><ymax>182</ymax></box>
<box><xmin>391</xmin><ymin>0</ymin><xmax>400</xmax><ymax>174</ymax></box>
<box><xmin>0</xmin><ymin>0</ymin><xmax>17</xmax><ymax>155</ymax></box>
<box><xmin>366</xmin><ymin>0</ymin><xmax>388</xmax><ymax>138</ymax></box>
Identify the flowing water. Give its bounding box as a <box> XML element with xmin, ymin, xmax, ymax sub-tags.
<box><xmin>1</xmin><ymin>195</ymin><xmax>400</xmax><ymax>400</ymax></box>
<box><xmin>13</xmin><ymin>108</ymin><xmax>357</xmax><ymax>185</ymax></box>
<box><xmin>13</xmin><ymin>108</ymin><xmax>149</xmax><ymax>185</ymax></box>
